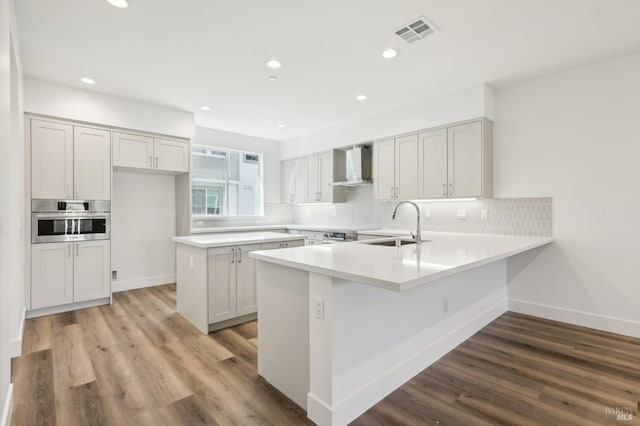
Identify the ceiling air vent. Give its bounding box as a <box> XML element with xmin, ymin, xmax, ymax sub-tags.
<box><xmin>394</xmin><ymin>16</ymin><xmax>436</xmax><ymax>44</ymax></box>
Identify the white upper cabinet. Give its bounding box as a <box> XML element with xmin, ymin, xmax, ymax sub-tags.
<box><xmin>113</xmin><ymin>131</ymin><xmax>189</xmax><ymax>173</ymax></box>
<box><xmin>418</xmin><ymin>128</ymin><xmax>448</xmax><ymax>199</ymax></box>
<box><xmin>373</xmin><ymin>136</ymin><xmax>417</xmax><ymax>201</ymax></box>
<box><xmin>306</xmin><ymin>154</ymin><xmax>320</xmax><ymax>202</ymax></box>
<box><xmin>294</xmin><ymin>157</ymin><xmax>307</xmax><ymax>203</ymax></box>
<box><xmin>394</xmin><ymin>134</ymin><xmax>418</xmax><ymax>200</ymax></box>
<box><xmin>31</xmin><ymin>120</ymin><xmax>111</xmax><ymax>200</ymax></box>
<box><xmin>318</xmin><ymin>151</ymin><xmax>337</xmax><ymax>203</ymax></box>
<box><xmin>418</xmin><ymin>119</ymin><xmax>493</xmax><ymax>199</ymax></box>
<box><xmin>112</xmin><ymin>131</ymin><xmax>154</xmax><ymax>169</ymax></box>
<box><xmin>373</xmin><ymin>138</ymin><xmax>396</xmax><ymax>201</ymax></box>
<box><xmin>74</xmin><ymin>126</ymin><xmax>111</xmax><ymax>200</ymax></box>
<box><xmin>282</xmin><ymin>151</ymin><xmax>344</xmax><ymax>204</ymax></box>
<box><xmin>154</xmin><ymin>138</ymin><xmax>190</xmax><ymax>172</ymax></box>
<box><xmin>281</xmin><ymin>159</ymin><xmax>296</xmax><ymax>204</ymax></box>
<box><xmin>31</xmin><ymin>120</ymin><xmax>74</xmax><ymax>199</ymax></box>
<box><xmin>447</xmin><ymin>121</ymin><xmax>484</xmax><ymax>198</ymax></box>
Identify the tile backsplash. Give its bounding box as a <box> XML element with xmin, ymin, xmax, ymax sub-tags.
<box><xmin>293</xmin><ymin>186</ymin><xmax>552</xmax><ymax>237</ymax></box>
<box><xmin>190</xmin><ymin>186</ymin><xmax>552</xmax><ymax>237</ymax></box>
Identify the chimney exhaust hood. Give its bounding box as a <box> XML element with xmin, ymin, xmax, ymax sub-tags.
<box><xmin>333</xmin><ymin>145</ymin><xmax>372</xmax><ymax>186</ymax></box>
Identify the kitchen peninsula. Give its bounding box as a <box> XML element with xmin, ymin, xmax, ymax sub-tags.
<box><xmin>250</xmin><ymin>232</ymin><xmax>553</xmax><ymax>426</ymax></box>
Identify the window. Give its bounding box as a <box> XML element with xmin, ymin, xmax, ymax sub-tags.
<box><xmin>191</xmin><ymin>145</ymin><xmax>264</xmax><ymax>217</ymax></box>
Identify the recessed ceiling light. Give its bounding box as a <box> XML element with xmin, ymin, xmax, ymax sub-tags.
<box><xmin>277</xmin><ymin>124</ymin><xmax>285</xmax><ymax>128</ymax></box>
<box><xmin>266</xmin><ymin>59</ymin><xmax>282</xmax><ymax>69</ymax></box>
<box><xmin>200</xmin><ymin>106</ymin><xmax>211</xmax><ymax>111</ymax></box>
<box><xmin>382</xmin><ymin>48</ymin><xmax>398</xmax><ymax>59</ymax></box>
<box><xmin>106</xmin><ymin>0</ymin><xmax>128</xmax><ymax>8</ymax></box>
<box><xmin>267</xmin><ymin>76</ymin><xmax>278</xmax><ymax>81</ymax></box>
<box><xmin>80</xmin><ymin>77</ymin><xmax>96</xmax><ymax>85</ymax></box>
<box><xmin>356</xmin><ymin>94</ymin><xmax>368</xmax><ymax>101</ymax></box>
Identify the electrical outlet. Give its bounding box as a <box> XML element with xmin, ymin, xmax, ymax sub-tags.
<box><xmin>111</xmin><ymin>270</ymin><xmax>117</xmax><ymax>280</ymax></box>
<box><xmin>424</xmin><ymin>208</ymin><xmax>431</xmax><ymax>220</ymax></box>
<box><xmin>314</xmin><ymin>297</ymin><xmax>325</xmax><ymax>320</ymax></box>
<box><xmin>457</xmin><ymin>209</ymin><xmax>467</xmax><ymax>220</ymax></box>
<box><xmin>443</xmin><ymin>298</ymin><xmax>449</xmax><ymax>314</ymax></box>
<box><xmin>481</xmin><ymin>209</ymin><xmax>488</xmax><ymax>220</ymax></box>
<box><xmin>189</xmin><ymin>255</ymin><xmax>194</xmax><ymax>269</ymax></box>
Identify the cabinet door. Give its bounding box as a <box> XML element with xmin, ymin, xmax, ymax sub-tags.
<box><xmin>318</xmin><ymin>151</ymin><xmax>334</xmax><ymax>203</ymax></box>
<box><xmin>395</xmin><ymin>134</ymin><xmax>418</xmax><ymax>200</ymax></box>
<box><xmin>447</xmin><ymin>121</ymin><xmax>483</xmax><ymax>197</ymax></box>
<box><xmin>208</xmin><ymin>246</ymin><xmax>237</xmax><ymax>323</ymax></box>
<box><xmin>74</xmin><ymin>126</ymin><xmax>111</xmax><ymax>200</ymax></box>
<box><xmin>112</xmin><ymin>131</ymin><xmax>154</xmax><ymax>169</ymax></box>
<box><xmin>294</xmin><ymin>157</ymin><xmax>307</xmax><ymax>203</ymax></box>
<box><xmin>418</xmin><ymin>129</ymin><xmax>448</xmax><ymax>199</ymax></box>
<box><xmin>373</xmin><ymin>139</ymin><xmax>395</xmax><ymax>201</ymax></box>
<box><xmin>283</xmin><ymin>239</ymin><xmax>304</xmax><ymax>248</ymax></box>
<box><xmin>31</xmin><ymin>243</ymin><xmax>74</xmax><ymax>309</ymax></box>
<box><xmin>261</xmin><ymin>242</ymin><xmax>285</xmax><ymax>250</ymax></box>
<box><xmin>281</xmin><ymin>160</ymin><xmax>296</xmax><ymax>204</ymax></box>
<box><xmin>31</xmin><ymin>120</ymin><xmax>73</xmax><ymax>199</ymax></box>
<box><xmin>235</xmin><ymin>243</ymin><xmax>262</xmax><ymax>316</ymax></box>
<box><xmin>73</xmin><ymin>240</ymin><xmax>110</xmax><ymax>302</ymax></box>
<box><xmin>154</xmin><ymin>138</ymin><xmax>190</xmax><ymax>172</ymax></box>
<box><xmin>306</xmin><ymin>155</ymin><xmax>320</xmax><ymax>202</ymax></box>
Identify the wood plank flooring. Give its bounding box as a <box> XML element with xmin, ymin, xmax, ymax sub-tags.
<box><xmin>353</xmin><ymin>312</ymin><xmax>640</xmax><ymax>426</ymax></box>
<box><xmin>12</xmin><ymin>285</ymin><xmax>311</xmax><ymax>426</ymax></box>
<box><xmin>11</xmin><ymin>284</ymin><xmax>640</xmax><ymax>425</ymax></box>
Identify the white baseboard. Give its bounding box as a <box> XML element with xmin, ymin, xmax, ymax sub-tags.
<box><xmin>111</xmin><ymin>274</ymin><xmax>176</xmax><ymax>293</ymax></box>
<box><xmin>508</xmin><ymin>299</ymin><xmax>640</xmax><ymax>339</ymax></box>
<box><xmin>1</xmin><ymin>384</ymin><xmax>13</xmax><ymax>426</ymax></box>
<box><xmin>27</xmin><ymin>298</ymin><xmax>110</xmax><ymax>319</ymax></box>
<box><xmin>320</xmin><ymin>291</ymin><xmax>508</xmax><ymax>426</ymax></box>
<box><xmin>9</xmin><ymin>307</ymin><xmax>26</xmax><ymax>358</ymax></box>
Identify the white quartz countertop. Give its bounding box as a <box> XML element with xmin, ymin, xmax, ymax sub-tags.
<box><xmin>249</xmin><ymin>232</ymin><xmax>553</xmax><ymax>291</ymax></box>
<box><xmin>357</xmin><ymin>228</ymin><xmax>414</xmax><ymax>237</ymax></box>
<box><xmin>191</xmin><ymin>224</ymin><xmax>375</xmax><ymax>234</ymax></box>
<box><xmin>173</xmin><ymin>232</ymin><xmax>304</xmax><ymax>248</ymax></box>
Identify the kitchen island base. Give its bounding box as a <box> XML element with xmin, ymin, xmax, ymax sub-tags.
<box><xmin>256</xmin><ymin>259</ymin><xmax>508</xmax><ymax>426</ymax></box>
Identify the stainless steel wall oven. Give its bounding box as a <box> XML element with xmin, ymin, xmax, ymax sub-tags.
<box><xmin>31</xmin><ymin>200</ymin><xmax>111</xmax><ymax>244</ymax></box>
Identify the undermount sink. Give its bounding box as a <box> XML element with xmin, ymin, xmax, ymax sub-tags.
<box><xmin>362</xmin><ymin>238</ymin><xmax>417</xmax><ymax>247</ymax></box>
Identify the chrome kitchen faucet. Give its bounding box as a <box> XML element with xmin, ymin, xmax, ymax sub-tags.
<box><xmin>392</xmin><ymin>201</ymin><xmax>421</xmax><ymax>245</ymax></box>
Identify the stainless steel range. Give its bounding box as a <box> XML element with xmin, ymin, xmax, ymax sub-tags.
<box><xmin>31</xmin><ymin>200</ymin><xmax>111</xmax><ymax>244</ymax></box>
<box><xmin>289</xmin><ymin>227</ymin><xmax>368</xmax><ymax>245</ymax></box>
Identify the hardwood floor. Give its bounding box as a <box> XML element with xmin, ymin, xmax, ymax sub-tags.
<box><xmin>12</xmin><ymin>285</ymin><xmax>640</xmax><ymax>425</ymax></box>
<box><xmin>353</xmin><ymin>313</ymin><xmax>640</xmax><ymax>426</ymax></box>
<box><xmin>12</xmin><ymin>285</ymin><xmax>311</xmax><ymax>426</ymax></box>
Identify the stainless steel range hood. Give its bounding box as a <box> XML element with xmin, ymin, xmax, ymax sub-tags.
<box><xmin>333</xmin><ymin>145</ymin><xmax>372</xmax><ymax>186</ymax></box>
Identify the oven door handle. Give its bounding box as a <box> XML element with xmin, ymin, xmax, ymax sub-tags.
<box><xmin>32</xmin><ymin>212</ymin><xmax>111</xmax><ymax>219</ymax></box>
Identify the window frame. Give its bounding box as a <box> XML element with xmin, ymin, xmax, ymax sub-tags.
<box><xmin>190</xmin><ymin>144</ymin><xmax>265</xmax><ymax>219</ymax></box>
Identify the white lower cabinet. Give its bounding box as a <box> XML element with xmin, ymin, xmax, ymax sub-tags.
<box><xmin>207</xmin><ymin>240</ymin><xmax>305</xmax><ymax>325</ymax></box>
<box><xmin>208</xmin><ymin>246</ymin><xmax>237</xmax><ymax>323</ymax></box>
<box><xmin>31</xmin><ymin>240</ymin><xmax>111</xmax><ymax>310</ymax></box>
<box><xmin>74</xmin><ymin>240</ymin><xmax>111</xmax><ymax>303</ymax></box>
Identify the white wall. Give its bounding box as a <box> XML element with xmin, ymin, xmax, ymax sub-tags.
<box><xmin>0</xmin><ymin>0</ymin><xmax>23</xmax><ymax>422</ymax></box>
<box><xmin>495</xmin><ymin>50</ymin><xmax>640</xmax><ymax>336</ymax></box>
<box><xmin>23</xmin><ymin>77</ymin><xmax>194</xmax><ymax>139</ymax></box>
<box><xmin>280</xmin><ymin>84</ymin><xmax>493</xmax><ymax>159</ymax></box>
<box><xmin>111</xmin><ymin>171</ymin><xmax>176</xmax><ymax>292</ymax></box>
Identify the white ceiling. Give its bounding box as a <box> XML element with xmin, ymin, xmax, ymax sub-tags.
<box><xmin>16</xmin><ymin>0</ymin><xmax>640</xmax><ymax>141</ymax></box>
